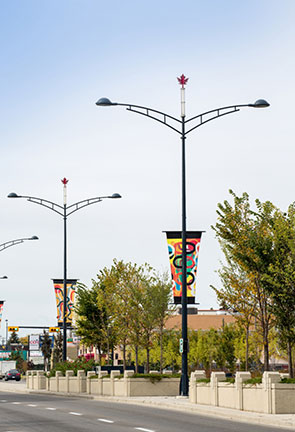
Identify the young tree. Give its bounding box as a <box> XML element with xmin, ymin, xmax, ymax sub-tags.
<box><xmin>213</xmin><ymin>191</ymin><xmax>275</xmax><ymax>370</ymax></box>
<box><xmin>8</xmin><ymin>331</ymin><xmax>20</xmax><ymax>347</ymax></box>
<box><xmin>9</xmin><ymin>350</ymin><xmax>24</xmax><ymax>372</ymax></box>
<box><xmin>52</xmin><ymin>332</ymin><xmax>63</xmax><ymax>367</ymax></box>
<box><xmin>212</xmin><ymin>258</ymin><xmax>256</xmax><ymax>370</ymax></box>
<box><xmin>75</xmin><ymin>284</ymin><xmax>106</xmax><ymax>364</ymax></box>
<box><xmin>151</xmin><ymin>271</ymin><xmax>174</xmax><ymax>372</ymax></box>
<box><xmin>40</xmin><ymin>331</ymin><xmax>52</xmax><ymax>372</ymax></box>
<box><xmin>265</xmin><ymin>205</ymin><xmax>295</xmax><ymax>377</ymax></box>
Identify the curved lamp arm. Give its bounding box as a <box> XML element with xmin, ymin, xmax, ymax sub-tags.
<box><xmin>66</xmin><ymin>193</ymin><xmax>121</xmax><ymax>216</ymax></box>
<box><xmin>96</xmin><ymin>98</ymin><xmax>182</xmax><ymax>134</ymax></box>
<box><xmin>8</xmin><ymin>193</ymin><xmax>63</xmax><ymax>216</ymax></box>
<box><xmin>96</xmin><ymin>98</ymin><xmax>269</xmax><ymax>137</ymax></box>
<box><xmin>0</xmin><ymin>236</ymin><xmax>39</xmax><ymax>253</ymax></box>
<box><xmin>8</xmin><ymin>192</ymin><xmax>122</xmax><ymax>218</ymax></box>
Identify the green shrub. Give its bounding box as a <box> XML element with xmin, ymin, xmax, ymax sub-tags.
<box><xmin>280</xmin><ymin>377</ymin><xmax>295</xmax><ymax>384</ymax></box>
<box><xmin>48</xmin><ymin>357</ymin><xmax>97</xmax><ymax>378</ymax></box>
<box><xmin>244</xmin><ymin>377</ymin><xmax>262</xmax><ymax>385</ymax></box>
<box><xmin>132</xmin><ymin>373</ymin><xmax>180</xmax><ymax>384</ymax></box>
<box><xmin>196</xmin><ymin>378</ymin><xmax>210</xmax><ymax>383</ymax></box>
<box><xmin>225</xmin><ymin>377</ymin><xmax>235</xmax><ymax>384</ymax></box>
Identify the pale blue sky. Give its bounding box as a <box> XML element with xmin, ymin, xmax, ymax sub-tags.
<box><xmin>0</xmin><ymin>0</ymin><xmax>295</xmax><ymax>337</ymax></box>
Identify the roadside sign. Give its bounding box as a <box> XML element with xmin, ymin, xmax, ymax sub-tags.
<box><xmin>179</xmin><ymin>338</ymin><xmax>183</xmax><ymax>354</ymax></box>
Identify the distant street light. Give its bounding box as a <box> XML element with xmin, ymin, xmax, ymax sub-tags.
<box><xmin>0</xmin><ymin>236</ymin><xmax>38</xmax><ymax>253</ymax></box>
<box><xmin>8</xmin><ymin>180</ymin><xmax>122</xmax><ymax>361</ymax></box>
<box><xmin>96</xmin><ymin>75</ymin><xmax>269</xmax><ymax>396</ymax></box>
<box><xmin>0</xmin><ymin>276</ymin><xmax>8</xmax><ymax>279</ymax></box>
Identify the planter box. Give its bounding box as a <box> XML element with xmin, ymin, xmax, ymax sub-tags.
<box><xmin>189</xmin><ymin>371</ymin><xmax>295</xmax><ymax>414</ymax></box>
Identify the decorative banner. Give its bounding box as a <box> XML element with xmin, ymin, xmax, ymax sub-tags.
<box><xmin>165</xmin><ymin>231</ymin><xmax>202</xmax><ymax>304</ymax></box>
<box><xmin>0</xmin><ymin>301</ymin><xmax>4</xmax><ymax>328</ymax></box>
<box><xmin>53</xmin><ymin>279</ymin><xmax>78</xmax><ymax>325</ymax></box>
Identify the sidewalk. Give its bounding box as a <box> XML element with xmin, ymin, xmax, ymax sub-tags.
<box><xmin>1</xmin><ymin>381</ymin><xmax>295</xmax><ymax>430</ymax></box>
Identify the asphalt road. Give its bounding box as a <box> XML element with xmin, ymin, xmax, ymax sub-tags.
<box><xmin>0</xmin><ymin>389</ymin><xmax>294</xmax><ymax>432</ymax></box>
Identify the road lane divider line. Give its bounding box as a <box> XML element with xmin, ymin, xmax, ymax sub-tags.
<box><xmin>11</xmin><ymin>402</ymin><xmax>21</xmax><ymax>404</ymax></box>
<box><xmin>28</xmin><ymin>404</ymin><xmax>37</xmax><ymax>407</ymax></box>
<box><xmin>98</xmin><ymin>418</ymin><xmax>114</xmax><ymax>423</ymax></box>
<box><xmin>135</xmin><ymin>428</ymin><xmax>155</xmax><ymax>432</ymax></box>
<box><xmin>0</xmin><ymin>400</ymin><xmax>7</xmax><ymax>402</ymax></box>
<box><xmin>46</xmin><ymin>407</ymin><xmax>57</xmax><ymax>410</ymax></box>
<box><xmin>69</xmin><ymin>412</ymin><xmax>82</xmax><ymax>416</ymax></box>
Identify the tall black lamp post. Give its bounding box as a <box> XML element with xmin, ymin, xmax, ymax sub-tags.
<box><xmin>96</xmin><ymin>75</ymin><xmax>269</xmax><ymax>396</ymax></box>
<box><xmin>8</xmin><ymin>180</ymin><xmax>121</xmax><ymax>361</ymax></box>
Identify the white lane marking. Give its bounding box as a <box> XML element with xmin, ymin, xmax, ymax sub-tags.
<box><xmin>69</xmin><ymin>412</ymin><xmax>82</xmax><ymax>416</ymax></box>
<box><xmin>28</xmin><ymin>404</ymin><xmax>37</xmax><ymax>407</ymax></box>
<box><xmin>0</xmin><ymin>399</ymin><xmax>7</xmax><ymax>402</ymax></box>
<box><xmin>98</xmin><ymin>418</ymin><xmax>114</xmax><ymax>423</ymax></box>
<box><xmin>11</xmin><ymin>402</ymin><xmax>21</xmax><ymax>404</ymax></box>
<box><xmin>46</xmin><ymin>407</ymin><xmax>56</xmax><ymax>410</ymax></box>
<box><xmin>135</xmin><ymin>428</ymin><xmax>155</xmax><ymax>432</ymax></box>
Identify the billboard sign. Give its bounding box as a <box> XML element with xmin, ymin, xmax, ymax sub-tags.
<box><xmin>29</xmin><ymin>334</ymin><xmax>40</xmax><ymax>351</ymax></box>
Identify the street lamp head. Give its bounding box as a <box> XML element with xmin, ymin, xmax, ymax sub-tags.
<box><xmin>0</xmin><ymin>276</ymin><xmax>8</xmax><ymax>279</ymax></box>
<box><xmin>249</xmin><ymin>99</ymin><xmax>270</xmax><ymax>108</ymax></box>
<box><xmin>7</xmin><ymin>192</ymin><xmax>21</xmax><ymax>198</ymax></box>
<box><xmin>95</xmin><ymin>97</ymin><xmax>117</xmax><ymax>106</ymax></box>
<box><xmin>110</xmin><ymin>193</ymin><xmax>122</xmax><ymax>199</ymax></box>
<box><xmin>29</xmin><ymin>236</ymin><xmax>39</xmax><ymax>240</ymax></box>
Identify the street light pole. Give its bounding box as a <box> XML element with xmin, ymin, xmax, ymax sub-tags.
<box><xmin>63</xmin><ymin>178</ymin><xmax>68</xmax><ymax>362</ymax></box>
<box><xmin>96</xmin><ymin>76</ymin><xmax>269</xmax><ymax>396</ymax></box>
<box><xmin>5</xmin><ymin>319</ymin><xmax>8</xmax><ymax>349</ymax></box>
<box><xmin>8</xmin><ymin>181</ymin><xmax>122</xmax><ymax>361</ymax></box>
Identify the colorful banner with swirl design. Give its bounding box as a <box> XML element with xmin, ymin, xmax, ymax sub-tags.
<box><xmin>53</xmin><ymin>279</ymin><xmax>78</xmax><ymax>325</ymax></box>
<box><xmin>165</xmin><ymin>231</ymin><xmax>202</xmax><ymax>304</ymax></box>
<box><xmin>0</xmin><ymin>301</ymin><xmax>4</xmax><ymax>328</ymax></box>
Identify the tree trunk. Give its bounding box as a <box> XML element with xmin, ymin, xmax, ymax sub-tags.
<box><xmin>245</xmin><ymin>325</ymin><xmax>249</xmax><ymax>371</ymax></box>
<box><xmin>107</xmin><ymin>340</ymin><xmax>110</xmax><ymax>365</ymax></box>
<box><xmin>263</xmin><ymin>325</ymin><xmax>270</xmax><ymax>371</ymax></box>
<box><xmin>287</xmin><ymin>341</ymin><xmax>294</xmax><ymax>378</ymax></box>
<box><xmin>135</xmin><ymin>345</ymin><xmax>138</xmax><ymax>373</ymax></box>
<box><xmin>123</xmin><ymin>343</ymin><xmax>126</xmax><ymax>371</ymax></box>
<box><xmin>146</xmin><ymin>347</ymin><xmax>150</xmax><ymax>373</ymax></box>
<box><xmin>97</xmin><ymin>345</ymin><xmax>102</xmax><ymax>365</ymax></box>
<box><xmin>160</xmin><ymin>328</ymin><xmax>163</xmax><ymax>374</ymax></box>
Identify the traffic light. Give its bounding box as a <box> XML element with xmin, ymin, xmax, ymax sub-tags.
<box><xmin>49</xmin><ymin>327</ymin><xmax>60</xmax><ymax>333</ymax></box>
<box><xmin>8</xmin><ymin>326</ymin><xmax>19</xmax><ymax>332</ymax></box>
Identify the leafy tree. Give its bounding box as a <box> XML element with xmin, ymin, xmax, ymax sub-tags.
<box><xmin>75</xmin><ymin>284</ymin><xmax>106</xmax><ymax>364</ymax></box>
<box><xmin>213</xmin><ymin>191</ymin><xmax>276</xmax><ymax>370</ymax></box>
<box><xmin>8</xmin><ymin>350</ymin><xmax>24</xmax><ymax>372</ymax></box>
<box><xmin>217</xmin><ymin>325</ymin><xmax>237</xmax><ymax>372</ymax></box>
<box><xmin>151</xmin><ymin>271</ymin><xmax>174</xmax><ymax>372</ymax></box>
<box><xmin>196</xmin><ymin>329</ymin><xmax>220</xmax><ymax>372</ymax></box>
<box><xmin>52</xmin><ymin>331</ymin><xmax>63</xmax><ymax>367</ymax></box>
<box><xmin>265</xmin><ymin>205</ymin><xmax>295</xmax><ymax>377</ymax></box>
<box><xmin>8</xmin><ymin>331</ymin><xmax>20</xmax><ymax>347</ymax></box>
<box><xmin>212</xmin><ymin>259</ymin><xmax>256</xmax><ymax>370</ymax></box>
<box><xmin>40</xmin><ymin>331</ymin><xmax>52</xmax><ymax>371</ymax></box>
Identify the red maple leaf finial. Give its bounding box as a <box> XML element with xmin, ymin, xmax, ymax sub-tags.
<box><xmin>61</xmin><ymin>178</ymin><xmax>69</xmax><ymax>185</ymax></box>
<box><xmin>177</xmin><ymin>74</ymin><xmax>189</xmax><ymax>88</ymax></box>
